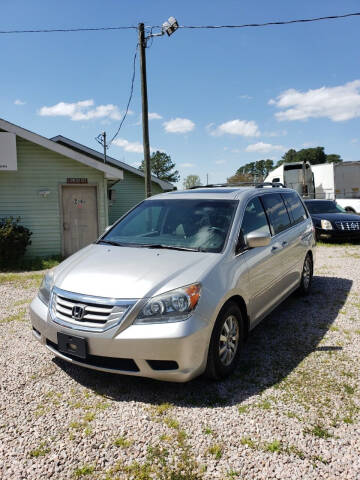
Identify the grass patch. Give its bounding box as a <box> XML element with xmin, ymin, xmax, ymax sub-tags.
<box><xmin>237</xmin><ymin>405</ymin><xmax>249</xmax><ymax>414</ymax></box>
<box><xmin>240</xmin><ymin>437</ymin><xmax>257</xmax><ymax>449</ymax></box>
<box><xmin>264</xmin><ymin>439</ymin><xmax>282</xmax><ymax>453</ymax></box>
<box><xmin>256</xmin><ymin>399</ymin><xmax>272</xmax><ymax>410</ymax></box>
<box><xmin>29</xmin><ymin>442</ymin><xmax>50</xmax><ymax>458</ymax></box>
<box><xmin>344</xmin><ymin>384</ymin><xmax>355</xmax><ymax>395</ymax></box>
<box><xmin>0</xmin><ymin>308</ymin><xmax>26</xmax><ymax>324</ymax></box>
<box><xmin>203</xmin><ymin>427</ymin><xmax>214</xmax><ymax>435</ymax></box>
<box><xmin>304</xmin><ymin>424</ymin><xmax>333</xmax><ymax>439</ymax></box>
<box><xmin>73</xmin><ymin>465</ymin><xmax>95</xmax><ymax>478</ymax></box>
<box><xmin>0</xmin><ymin>255</ymin><xmax>62</xmax><ymax>273</ymax></box>
<box><xmin>207</xmin><ymin>444</ymin><xmax>223</xmax><ymax>460</ymax></box>
<box><xmin>114</xmin><ymin>435</ymin><xmax>132</xmax><ymax>448</ymax></box>
<box><xmin>153</xmin><ymin>402</ymin><xmax>173</xmax><ymax>416</ymax></box>
<box><xmin>164</xmin><ymin>417</ymin><xmax>179</xmax><ymax>430</ymax></box>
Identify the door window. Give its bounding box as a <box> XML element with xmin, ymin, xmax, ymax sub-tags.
<box><xmin>261</xmin><ymin>194</ymin><xmax>291</xmax><ymax>235</ymax></box>
<box><xmin>241</xmin><ymin>197</ymin><xmax>271</xmax><ymax>237</ymax></box>
<box><xmin>282</xmin><ymin>192</ymin><xmax>307</xmax><ymax>225</ymax></box>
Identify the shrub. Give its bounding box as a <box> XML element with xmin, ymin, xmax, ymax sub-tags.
<box><xmin>0</xmin><ymin>217</ymin><xmax>32</xmax><ymax>267</ymax></box>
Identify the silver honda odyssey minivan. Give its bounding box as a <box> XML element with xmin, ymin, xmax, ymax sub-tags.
<box><xmin>30</xmin><ymin>185</ymin><xmax>315</xmax><ymax>382</ymax></box>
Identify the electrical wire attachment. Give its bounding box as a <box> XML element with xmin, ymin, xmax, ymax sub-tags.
<box><xmin>108</xmin><ymin>44</ymin><xmax>139</xmax><ymax>146</ymax></box>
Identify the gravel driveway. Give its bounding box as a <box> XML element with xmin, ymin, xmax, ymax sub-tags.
<box><xmin>1</xmin><ymin>245</ymin><xmax>359</xmax><ymax>480</ymax></box>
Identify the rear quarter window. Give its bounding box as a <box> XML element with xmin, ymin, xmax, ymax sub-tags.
<box><xmin>282</xmin><ymin>192</ymin><xmax>307</xmax><ymax>225</ymax></box>
<box><xmin>261</xmin><ymin>193</ymin><xmax>291</xmax><ymax>235</ymax></box>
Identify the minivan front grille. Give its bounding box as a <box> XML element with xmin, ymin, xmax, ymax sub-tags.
<box><xmin>50</xmin><ymin>287</ymin><xmax>137</xmax><ymax>332</ymax></box>
<box><xmin>55</xmin><ymin>294</ymin><xmax>113</xmax><ymax>324</ymax></box>
<box><xmin>335</xmin><ymin>221</ymin><xmax>360</xmax><ymax>231</ymax></box>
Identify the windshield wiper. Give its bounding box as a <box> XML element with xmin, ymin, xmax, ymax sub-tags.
<box><xmin>98</xmin><ymin>240</ymin><xmax>128</xmax><ymax>247</ymax></box>
<box><xmin>135</xmin><ymin>244</ymin><xmax>202</xmax><ymax>252</ymax></box>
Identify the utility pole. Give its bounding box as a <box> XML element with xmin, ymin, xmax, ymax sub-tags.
<box><xmin>206</xmin><ymin>173</ymin><xmax>209</xmax><ymax>185</ymax></box>
<box><xmin>138</xmin><ymin>23</ymin><xmax>152</xmax><ymax>198</ymax></box>
<box><xmin>95</xmin><ymin>131</ymin><xmax>107</xmax><ymax>164</ymax></box>
<box><xmin>103</xmin><ymin>132</ymin><xmax>107</xmax><ymax>164</ymax></box>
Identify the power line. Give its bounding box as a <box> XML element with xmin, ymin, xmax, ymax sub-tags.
<box><xmin>108</xmin><ymin>44</ymin><xmax>138</xmax><ymax>146</ymax></box>
<box><xmin>0</xmin><ymin>12</ymin><xmax>359</xmax><ymax>34</ymax></box>
<box><xmin>177</xmin><ymin>12</ymin><xmax>360</xmax><ymax>29</ymax></box>
<box><xmin>0</xmin><ymin>26</ymin><xmax>136</xmax><ymax>34</ymax></box>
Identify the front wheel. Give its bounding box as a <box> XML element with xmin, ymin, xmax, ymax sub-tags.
<box><xmin>205</xmin><ymin>302</ymin><xmax>244</xmax><ymax>380</ymax></box>
<box><xmin>298</xmin><ymin>253</ymin><xmax>313</xmax><ymax>296</ymax></box>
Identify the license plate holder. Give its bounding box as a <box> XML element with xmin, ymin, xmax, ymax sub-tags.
<box><xmin>57</xmin><ymin>333</ymin><xmax>87</xmax><ymax>360</ymax></box>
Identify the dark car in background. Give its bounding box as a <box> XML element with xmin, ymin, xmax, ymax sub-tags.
<box><xmin>304</xmin><ymin>199</ymin><xmax>360</xmax><ymax>242</ymax></box>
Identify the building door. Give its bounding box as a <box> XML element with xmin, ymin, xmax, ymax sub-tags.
<box><xmin>62</xmin><ymin>186</ymin><xmax>99</xmax><ymax>257</ymax></box>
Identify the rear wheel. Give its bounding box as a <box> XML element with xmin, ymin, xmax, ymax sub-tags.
<box><xmin>205</xmin><ymin>302</ymin><xmax>244</xmax><ymax>380</ymax></box>
<box><xmin>298</xmin><ymin>253</ymin><xmax>313</xmax><ymax>295</ymax></box>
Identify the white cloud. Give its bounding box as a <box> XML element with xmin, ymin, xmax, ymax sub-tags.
<box><xmin>351</xmin><ymin>138</ymin><xmax>358</xmax><ymax>144</ymax></box>
<box><xmin>112</xmin><ymin>138</ymin><xmax>156</xmax><ymax>154</ymax></box>
<box><xmin>214</xmin><ymin>159</ymin><xmax>226</xmax><ymax>165</ymax></box>
<box><xmin>270</xmin><ymin>80</ymin><xmax>360</xmax><ymax>122</ymax></box>
<box><xmin>148</xmin><ymin>112</ymin><xmax>162</xmax><ymax>120</ymax></box>
<box><xmin>245</xmin><ymin>142</ymin><xmax>286</xmax><ymax>154</ymax></box>
<box><xmin>210</xmin><ymin>119</ymin><xmax>260</xmax><ymax>137</ymax></box>
<box><xmin>38</xmin><ymin>99</ymin><xmax>127</xmax><ymax>121</ymax></box>
<box><xmin>163</xmin><ymin>118</ymin><xmax>195</xmax><ymax>133</ymax></box>
<box><xmin>131</xmin><ymin>161</ymin><xmax>141</xmax><ymax>168</ymax></box>
<box><xmin>179</xmin><ymin>162</ymin><xmax>195</xmax><ymax>168</ymax></box>
<box><xmin>239</xmin><ymin>94</ymin><xmax>253</xmax><ymax>100</ymax></box>
<box><xmin>14</xmin><ymin>99</ymin><xmax>26</xmax><ymax>105</ymax></box>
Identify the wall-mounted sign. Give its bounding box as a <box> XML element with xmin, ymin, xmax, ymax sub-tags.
<box><xmin>0</xmin><ymin>133</ymin><xmax>17</xmax><ymax>171</ymax></box>
<box><xmin>67</xmin><ymin>178</ymin><xmax>88</xmax><ymax>184</ymax></box>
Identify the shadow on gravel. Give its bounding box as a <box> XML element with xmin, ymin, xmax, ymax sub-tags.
<box><xmin>54</xmin><ymin>275</ymin><xmax>352</xmax><ymax>409</ymax></box>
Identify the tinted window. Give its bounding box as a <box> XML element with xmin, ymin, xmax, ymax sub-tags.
<box><xmin>241</xmin><ymin>197</ymin><xmax>270</xmax><ymax>237</ymax></box>
<box><xmin>261</xmin><ymin>194</ymin><xmax>291</xmax><ymax>235</ymax></box>
<box><xmin>305</xmin><ymin>200</ymin><xmax>346</xmax><ymax>214</ymax></box>
<box><xmin>103</xmin><ymin>199</ymin><xmax>238</xmax><ymax>253</ymax></box>
<box><xmin>282</xmin><ymin>192</ymin><xmax>307</xmax><ymax>225</ymax></box>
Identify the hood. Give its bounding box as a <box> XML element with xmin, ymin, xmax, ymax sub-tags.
<box><xmin>53</xmin><ymin>244</ymin><xmax>219</xmax><ymax>299</ymax></box>
<box><xmin>310</xmin><ymin>212</ymin><xmax>360</xmax><ymax>223</ymax></box>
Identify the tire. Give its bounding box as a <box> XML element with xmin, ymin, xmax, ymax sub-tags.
<box><xmin>205</xmin><ymin>302</ymin><xmax>244</xmax><ymax>380</ymax></box>
<box><xmin>298</xmin><ymin>253</ymin><xmax>313</xmax><ymax>296</ymax></box>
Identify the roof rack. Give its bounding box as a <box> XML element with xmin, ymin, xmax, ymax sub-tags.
<box><xmin>189</xmin><ymin>182</ymin><xmax>285</xmax><ymax>189</ymax></box>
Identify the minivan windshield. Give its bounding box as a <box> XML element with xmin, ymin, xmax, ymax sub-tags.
<box><xmin>305</xmin><ymin>200</ymin><xmax>346</xmax><ymax>214</ymax></box>
<box><xmin>101</xmin><ymin>199</ymin><xmax>238</xmax><ymax>253</ymax></box>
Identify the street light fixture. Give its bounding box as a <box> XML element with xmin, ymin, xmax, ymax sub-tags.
<box><xmin>162</xmin><ymin>17</ymin><xmax>179</xmax><ymax>36</ymax></box>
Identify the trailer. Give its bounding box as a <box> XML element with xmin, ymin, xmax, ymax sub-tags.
<box><xmin>265</xmin><ymin>161</ymin><xmax>360</xmax><ymax>213</ymax></box>
<box><xmin>312</xmin><ymin>162</ymin><xmax>360</xmax><ymax>213</ymax></box>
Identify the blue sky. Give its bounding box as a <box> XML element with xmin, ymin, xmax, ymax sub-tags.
<box><xmin>1</xmin><ymin>0</ymin><xmax>360</xmax><ymax>188</ymax></box>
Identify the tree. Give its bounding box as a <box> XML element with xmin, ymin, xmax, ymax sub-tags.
<box><xmin>183</xmin><ymin>175</ymin><xmax>202</xmax><ymax>189</ymax></box>
<box><xmin>326</xmin><ymin>154</ymin><xmax>343</xmax><ymax>163</ymax></box>
<box><xmin>277</xmin><ymin>148</ymin><xmax>297</xmax><ymax>166</ymax></box>
<box><xmin>227</xmin><ymin>172</ymin><xmax>253</xmax><ymax>184</ymax></box>
<box><xmin>139</xmin><ymin>151</ymin><xmax>180</xmax><ymax>183</ymax></box>
<box><xmin>276</xmin><ymin>147</ymin><xmax>342</xmax><ymax>167</ymax></box>
<box><xmin>236</xmin><ymin>159</ymin><xmax>274</xmax><ymax>181</ymax></box>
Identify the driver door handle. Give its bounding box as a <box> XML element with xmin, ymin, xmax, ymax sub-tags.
<box><xmin>282</xmin><ymin>241</ymin><xmax>288</xmax><ymax>247</ymax></box>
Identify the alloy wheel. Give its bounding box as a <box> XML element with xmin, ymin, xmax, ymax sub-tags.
<box><xmin>218</xmin><ymin>315</ymin><xmax>239</xmax><ymax>367</ymax></box>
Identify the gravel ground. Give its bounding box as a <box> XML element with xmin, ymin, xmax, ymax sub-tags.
<box><xmin>1</xmin><ymin>245</ymin><xmax>360</xmax><ymax>480</ymax></box>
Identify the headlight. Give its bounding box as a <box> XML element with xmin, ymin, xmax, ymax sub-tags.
<box><xmin>321</xmin><ymin>219</ymin><xmax>333</xmax><ymax>230</ymax></box>
<box><xmin>38</xmin><ymin>271</ymin><xmax>55</xmax><ymax>306</ymax></box>
<box><xmin>134</xmin><ymin>283</ymin><xmax>201</xmax><ymax>324</ymax></box>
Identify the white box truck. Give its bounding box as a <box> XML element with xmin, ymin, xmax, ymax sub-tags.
<box><xmin>265</xmin><ymin>161</ymin><xmax>315</xmax><ymax>198</ymax></box>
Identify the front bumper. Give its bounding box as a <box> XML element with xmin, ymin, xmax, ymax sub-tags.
<box><xmin>29</xmin><ymin>296</ymin><xmax>211</xmax><ymax>382</ymax></box>
<box><xmin>316</xmin><ymin>227</ymin><xmax>360</xmax><ymax>242</ymax></box>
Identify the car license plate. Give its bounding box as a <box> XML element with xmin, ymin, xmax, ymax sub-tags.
<box><xmin>57</xmin><ymin>333</ymin><xmax>87</xmax><ymax>360</ymax></box>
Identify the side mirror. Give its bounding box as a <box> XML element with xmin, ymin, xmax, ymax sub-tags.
<box><xmin>245</xmin><ymin>231</ymin><xmax>271</xmax><ymax>248</ymax></box>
